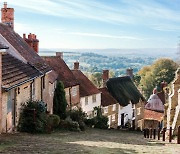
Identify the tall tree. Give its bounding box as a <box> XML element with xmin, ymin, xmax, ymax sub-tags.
<box><xmin>137</xmin><ymin>58</ymin><xmax>178</xmax><ymax>99</ymax></box>
<box><xmin>53</xmin><ymin>81</ymin><xmax>67</xmax><ymax>119</ymax></box>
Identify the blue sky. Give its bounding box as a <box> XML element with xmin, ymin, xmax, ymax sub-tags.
<box><xmin>3</xmin><ymin>0</ymin><xmax>180</xmax><ymax>49</ymax></box>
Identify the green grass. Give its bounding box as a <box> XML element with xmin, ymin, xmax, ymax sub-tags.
<box><xmin>0</xmin><ymin>129</ymin><xmax>179</xmax><ymax>154</ymax></box>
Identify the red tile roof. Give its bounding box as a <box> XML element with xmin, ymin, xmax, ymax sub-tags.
<box><xmin>99</xmin><ymin>87</ymin><xmax>118</xmax><ymax>107</ymax></box>
<box><xmin>2</xmin><ymin>53</ymin><xmax>42</xmax><ymax>91</ymax></box>
<box><xmin>72</xmin><ymin>70</ymin><xmax>100</xmax><ymax>97</ymax></box>
<box><xmin>0</xmin><ymin>23</ymin><xmax>51</xmax><ymax>74</ymax></box>
<box><xmin>48</xmin><ymin>70</ymin><xmax>58</xmax><ymax>84</ymax></box>
<box><xmin>43</xmin><ymin>56</ymin><xmax>79</xmax><ymax>88</ymax></box>
<box><xmin>144</xmin><ymin>109</ymin><xmax>164</xmax><ymax>122</ymax></box>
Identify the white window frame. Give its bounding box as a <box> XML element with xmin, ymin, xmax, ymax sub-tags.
<box><xmin>92</xmin><ymin>94</ymin><xmax>96</xmax><ymax>103</ymax></box>
<box><xmin>137</xmin><ymin>107</ymin><xmax>141</xmax><ymax>115</ymax></box>
<box><xmin>71</xmin><ymin>87</ymin><xmax>77</xmax><ymax>96</ymax></box>
<box><xmin>85</xmin><ymin>96</ymin><xmax>88</xmax><ymax>105</ymax></box>
<box><xmin>103</xmin><ymin>107</ymin><xmax>108</xmax><ymax>114</ymax></box>
<box><xmin>112</xmin><ymin>104</ymin><xmax>116</xmax><ymax>111</ymax></box>
<box><xmin>112</xmin><ymin>114</ymin><xmax>115</xmax><ymax>122</ymax></box>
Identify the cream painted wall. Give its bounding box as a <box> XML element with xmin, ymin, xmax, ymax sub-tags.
<box><xmin>80</xmin><ymin>93</ymin><xmax>101</xmax><ymax>117</ymax></box>
<box><xmin>118</xmin><ymin>102</ymin><xmax>134</xmax><ymax>126</ymax></box>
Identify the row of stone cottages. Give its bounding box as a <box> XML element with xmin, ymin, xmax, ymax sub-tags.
<box><xmin>0</xmin><ymin>3</ymin><xmax>146</xmax><ymax>133</ymax></box>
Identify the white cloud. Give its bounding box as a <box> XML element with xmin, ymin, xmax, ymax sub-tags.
<box><xmin>58</xmin><ymin>31</ymin><xmax>143</xmax><ymax>40</ymax></box>
<box><xmin>151</xmin><ymin>24</ymin><xmax>180</xmax><ymax>32</ymax></box>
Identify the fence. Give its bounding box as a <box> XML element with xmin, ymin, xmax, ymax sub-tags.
<box><xmin>143</xmin><ymin>126</ymin><xmax>180</xmax><ymax>144</ymax></box>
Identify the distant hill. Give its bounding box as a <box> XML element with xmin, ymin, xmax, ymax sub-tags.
<box><xmin>39</xmin><ymin>48</ymin><xmax>178</xmax><ymax>76</ymax></box>
<box><xmin>40</xmin><ymin>48</ymin><xmax>177</xmax><ymax>59</ymax></box>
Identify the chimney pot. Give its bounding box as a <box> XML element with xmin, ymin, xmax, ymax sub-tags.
<box><xmin>74</xmin><ymin>61</ymin><xmax>79</xmax><ymax>70</ymax></box>
<box><xmin>126</xmin><ymin>68</ymin><xmax>133</xmax><ymax>79</ymax></box>
<box><xmin>4</xmin><ymin>2</ymin><xmax>7</xmax><ymax>8</ymax></box>
<box><xmin>56</xmin><ymin>52</ymin><xmax>63</xmax><ymax>59</ymax></box>
<box><xmin>102</xmin><ymin>70</ymin><xmax>109</xmax><ymax>87</ymax></box>
<box><xmin>25</xmin><ymin>33</ymin><xmax>39</xmax><ymax>53</ymax></box>
<box><xmin>23</xmin><ymin>33</ymin><xmax>26</xmax><ymax>39</ymax></box>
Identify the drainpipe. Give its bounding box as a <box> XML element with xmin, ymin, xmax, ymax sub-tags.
<box><xmin>69</xmin><ymin>86</ymin><xmax>72</xmax><ymax>111</ymax></box>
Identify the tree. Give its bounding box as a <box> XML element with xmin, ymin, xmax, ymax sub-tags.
<box><xmin>137</xmin><ymin>58</ymin><xmax>178</xmax><ymax>99</ymax></box>
<box><xmin>53</xmin><ymin>81</ymin><xmax>67</xmax><ymax>119</ymax></box>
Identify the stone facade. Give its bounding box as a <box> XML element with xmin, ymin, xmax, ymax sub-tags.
<box><xmin>0</xmin><ymin>73</ymin><xmax>55</xmax><ymax>133</ymax></box>
<box><xmin>65</xmin><ymin>85</ymin><xmax>80</xmax><ymax>108</ymax></box>
<box><xmin>103</xmin><ymin>103</ymin><xmax>119</xmax><ymax>128</ymax></box>
<box><xmin>135</xmin><ymin>100</ymin><xmax>144</xmax><ymax>130</ymax></box>
<box><xmin>166</xmin><ymin>68</ymin><xmax>180</xmax><ymax>135</ymax></box>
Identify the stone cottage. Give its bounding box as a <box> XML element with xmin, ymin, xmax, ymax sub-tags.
<box><xmin>106</xmin><ymin>76</ymin><xmax>144</xmax><ymax>130</ymax></box>
<box><xmin>0</xmin><ymin>3</ymin><xmax>57</xmax><ymax>133</ymax></box>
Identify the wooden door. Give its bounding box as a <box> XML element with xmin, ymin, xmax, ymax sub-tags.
<box><xmin>121</xmin><ymin>113</ymin><xmax>124</xmax><ymax>126</ymax></box>
<box><xmin>7</xmin><ymin>89</ymin><xmax>16</xmax><ymax>132</ymax></box>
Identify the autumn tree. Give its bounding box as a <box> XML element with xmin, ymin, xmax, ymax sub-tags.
<box><xmin>89</xmin><ymin>70</ymin><xmax>115</xmax><ymax>88</ymax></box>
<box><xmin>137</xmin><ymin>58</ymin><xmax>178</xmax><ymax>99</ymax></box>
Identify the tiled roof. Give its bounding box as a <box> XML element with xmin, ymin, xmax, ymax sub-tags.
<box><xmin>99</xmin><ymin>87</ymin><xmax>118</xmax><ymax>107</ymax></box>
<box><xmin>43</xmin><ymin>56</ymin><xmax>79</xmax><ymax>88</ymax></box>
<box><xmin>144</xmin><ymin>109</ymin><xmax>164</xmax><ymax>122</ymax></box>
<box><xmin>145</xmin><ymin>94</ymin><xmax>164</xmax><ymax>112</ymax></box>
<box><xmin>72</xmin><ymin>70</ymin><xmax>100</xmax><ymax>97</ymax></box>
<box><xmin>0</xmin><ymin>42</ymin><xmax>8</xmax><ymax>49</ymax></box>
<box><xmin>2</xmin><ymin>53</ymin><xmax>42</xmax><ymax>91</ymax></box>
<box><xmin>0</xmin><ymin>23</ymin><xmax>51</xmax><ymax>73</ymax></box>
<box><xmin>48</xmin><ymin>70</ymin><xmax>58</xmax><ymax>84</ymax></box>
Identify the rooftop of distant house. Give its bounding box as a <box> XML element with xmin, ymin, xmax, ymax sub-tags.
<box><xmin>72</xmin><ymin>69</ymin><xmax>100</xmax><ymax>97</ymax></box>
<box><xmin>99</xmin><ymin>87</ymin><xmax>118</xmax><ymax>107</ymax></box>
<box><xmin>43</xmin><ymin>55</ymin><xmax>79</xmax><ymax>88</ymax></box>
<box><xmin>106</xmin><ymin>76</ymin><xmax>144</xmax><ymax>106</ymax></box>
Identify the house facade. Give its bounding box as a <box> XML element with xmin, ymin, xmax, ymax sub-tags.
<box><xmin>0</xmin><ymin>3</ymin><xmax>56</xmax><ymax>133</ymax></box>
<box><xmin>166</xmin><ymin>68</ymin><xmax>180</xmax><ymax>135</ymax></box>
<box><xmin>106</xmin><ymin>76</ymin><xmax>145</xmax><ymax>130</ymax></box>
<box><xmin>72</xmin><ymin>62</ymin><xmax>101</xmax><ymax>118</ymax></box>
<box><xmin>43</xmin><ymin>53</ymin><xmax>80</xmax><ymax>109</ymax></box>
<box><xmin>99</xmin><ymin>87</ymin><xmax>119</xmax><ymax>128</ymax></box>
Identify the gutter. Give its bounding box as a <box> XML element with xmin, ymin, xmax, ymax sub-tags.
<box><xmin>2</xmin><ymin>75</ymin><xmax>40</xmax><ymax>92</ymax></box>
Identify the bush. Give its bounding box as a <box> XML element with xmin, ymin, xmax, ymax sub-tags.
<box><xmin>84</xmin><ymin>118</ymin><xmax>96</xmax><ymax>127</ymax></box>
<box><xmin>18</xmin><ymin>100</ymin><xmax>48</xmax><ymax>133</ymax></box>
<box><xmin>94</xmin><ymin>116</ymin><xmax>108</xmax><ymax>129</ymax></box>
<box><xmin>47</xmin><ymin>114</ymin><xmax>60</xmax><ymax>129</ymax></box>
<box><xmin>68</xmin><ymin>108</ymin><xmax>86</xmax><ymax>122</ymax></box>
<box><xmin>67</xmin><ymin>108</ymin><xmax>87</xmax><ymax>131</ymax></box>
<box><xmin>59</xmin><ymin>119</ymin><xmax>80</xmax><ymax>132</ymax></box>
<box><xmin>78</xmin><ymin>120</ymin><xmax>86</xmax><ymax>131</ymax></box>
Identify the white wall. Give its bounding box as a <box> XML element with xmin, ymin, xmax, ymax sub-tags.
<box><xmin>80</xmin><ymin>93</ymin><xmax>101</xmax><ymax>117</ymax></box>
<box><xmin>118</xmin><ymin>102</ymin><xmax>134</xmax><ymax>126</ymax></box>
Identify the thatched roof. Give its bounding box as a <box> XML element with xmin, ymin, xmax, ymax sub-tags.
<box><xmin>106</xmin><ymin>76</ymin><xmax>144</xmax><ymax>106</ymax></box>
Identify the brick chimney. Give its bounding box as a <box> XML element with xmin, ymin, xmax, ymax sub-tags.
<box><xmin>74</xmin><ymin>61</ymin><xmax>79</xmax><ymax>70</ymax></box>
<box><xmin>102</xmin><ymin>70</ymin><xmax>109</xmax><ymax>87</ymax></box>
<box><xmin>1</xmin><ymin>2</ymin><xmax>14</xmax><ymax>29</ymax></box>
<box><xmin>23</xmin><ymin>33</ymin><xmax>39</xmax><ymax>53</ymax></box>
<box><xmin>56</xmin><ymin>52</ymin><xmax>63</xmax><ymax>59</ymax></box>
<box><xmin>126</xmin><ymin>68</ymin><xmax>133</xmax><ymax>79</ymax></box>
